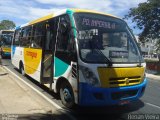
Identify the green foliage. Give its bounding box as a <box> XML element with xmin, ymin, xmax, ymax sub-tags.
<box><xmin>0</xmin><ymin>20</ymin><xmax>16</xmax><ymax>30</ymax></box>
<box><xmin>124</xmin><ymin>0</ymin><xmax>160</xmax><ymax>44</ymax></box>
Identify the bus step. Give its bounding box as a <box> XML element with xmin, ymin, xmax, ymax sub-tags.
<box><xmin>41</xmin><ymin>77</ymin><xmax>53</xmax><ymax>84</ymax></box>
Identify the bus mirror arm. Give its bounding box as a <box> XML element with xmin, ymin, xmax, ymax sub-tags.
<box><xmin>60</xmin><ymin>21</ymin><xmax>68</xmax><ymax>34</ymax></box>
<box><xmin>69</xmin><ymin>27</ymin><xmax>78</xmax><ymax>39</ymax></box>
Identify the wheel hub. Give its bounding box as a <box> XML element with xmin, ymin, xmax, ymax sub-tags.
<box><xmin>63</xmin><ymin>88</ymin><xmax>72</xmax><ymax>102</ymax></box>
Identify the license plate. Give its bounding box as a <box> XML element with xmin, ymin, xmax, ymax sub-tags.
<box><xmin>119</xmin><ymin>100</ymin><xmax>130</xmax><ymax>105</ymax></box>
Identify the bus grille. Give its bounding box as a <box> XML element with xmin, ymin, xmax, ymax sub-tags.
<box><xmin>111</xmin><ymin>89</ymin><xmax>138</xmax><ymax>100</ymax></box>
<box><xmin>109</xmin><ymin>76</ymin><xmax>141</xmax><ymax>87</ymax></box>
<box><xmin>97</xmin><ymin>67</ymin><xmax>145</xmax><ymax>88</ymax></box>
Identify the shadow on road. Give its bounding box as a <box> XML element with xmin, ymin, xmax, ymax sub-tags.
<box><xmin>3</xmin><ymin>113</ymin><xmax>73</xmax><ymax>120</ymax></box>
<box><xmin>64</xmin><ymin>100</ymin><xmax>145</xmax><ymax>120</ymax></box>
<box><xmin>2</xmin><ymin>100</ymin><xmax>144</xmax><ymax>120</ymax></box>
<box><xmin>13</xmin><ymin>67</ymin><xmax>145</xmax><ymax>120</ymax></box>
<box><xmin>0</xmin><ymin>73</ymin><xmax>8</xmax><ymax>76</ymax></box>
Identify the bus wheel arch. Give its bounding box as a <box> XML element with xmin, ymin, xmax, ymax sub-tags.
<box><xmin>56</xmin><ymin>77</ymin><xmax>75</xmax><ymax>108</ymax></box>
<box><xmin>19</xmin><ymin>61</ymin><xmax>25</xmax><ymax>76</ymax></box>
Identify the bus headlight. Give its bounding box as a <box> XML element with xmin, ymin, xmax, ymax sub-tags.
<box><xmin>81</xmin><ymin>66</ymin><xmax>100</xmax><ymax>87</ymax></box>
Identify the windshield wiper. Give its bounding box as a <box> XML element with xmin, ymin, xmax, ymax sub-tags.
<box><xmin>96</xmin><ymin>49</ymin><xmax>112</xmax><ymax>67</ymax></box>
<box><xmin>88</xmin><ymin>40</ymin><xmax>112</xmax><ymax>67</ymax></box>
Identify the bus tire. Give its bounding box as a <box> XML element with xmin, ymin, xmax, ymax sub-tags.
<box><xmin>20</xmin><ymin>63</ymin><xmax>25</xmax><ymax>76</ymax></box>
<box><xmin>60</xmin><ymin>81</ymin><xmax>75</xmax><ymax>108</ymax></box>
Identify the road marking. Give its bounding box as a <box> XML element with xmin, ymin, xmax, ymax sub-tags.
<box><xmin>145</xmin><ymin>102</ymin><xmax>160</xmax><ymax>109</ymax></box>
<box><xmin>3</xmin><ymin>66</ymin><xmax>76</xmax><ymax>120</ymax></box>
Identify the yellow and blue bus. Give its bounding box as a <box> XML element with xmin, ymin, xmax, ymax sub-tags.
<box><xmin>0</xmin><ymin>30</ymin><xmax>14</xmax><ymax>58</ymax></box>
<box><xmin>11</xmin><ymin>9</ymin><xmax>147</xmax><ymax>108</ymax></box>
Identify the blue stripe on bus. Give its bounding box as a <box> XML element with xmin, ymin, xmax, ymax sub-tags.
<box><xmin>78</xmin><ymin>78</ymin><xmax>147</xmax><ymax>106</ymax></box>
<box><xmin>11</xmin><ymin>45</ymin><xmax>16</xmax><ymax>56</ymax></box>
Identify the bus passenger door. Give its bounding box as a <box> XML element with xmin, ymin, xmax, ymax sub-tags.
<box><xmin>41</xmin><ymin>21</ymin><xmax>55</xmax><ymax>88</ymax></box>
<box><xmin>55</xmin><ymin>15</ymin><xmax>79</xmax><ymax>104</ymax></box>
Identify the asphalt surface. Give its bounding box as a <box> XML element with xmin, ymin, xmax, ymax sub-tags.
<box><xmin>1</xmin><ymin>58</ymin><xmax>160</xmax><ymax>120</ymax></box>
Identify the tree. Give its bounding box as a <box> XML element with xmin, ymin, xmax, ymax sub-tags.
<box><xmin>0</xmin><ymin>20</ymin><xmax>16</xmax><ymax>30</ymax></box>
<box><xmin>124</xmin><ymin>0</ymin><xmax>160</xmax><ymax>48</ymax></box>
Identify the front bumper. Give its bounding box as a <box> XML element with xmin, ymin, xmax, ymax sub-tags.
<box><xmin>2</xmin><ymin>52</ymin><xmax>11</xmax><ymax>56</ymax></box>
<box><xmin>78</xmin><ymin>78</ymin><xmax>147</xmax><ymax>106</ymax></box>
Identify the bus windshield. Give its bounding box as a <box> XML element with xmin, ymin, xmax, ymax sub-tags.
<box><xmin>1</xmin><ymin>34</ymin><xmax>13</xmax><ymax>46</ymax></box>
<box><xmin>74</xmin><ymin>13</ymin><xmax>143</xmax><ymax>63</ymax></box>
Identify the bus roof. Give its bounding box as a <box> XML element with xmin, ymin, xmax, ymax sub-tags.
<box><xmin>17</xmin><ymin>8</ymin><xmax>120</xmax><ymax>29</ymax></box>
<box><xmin>0</xmin><ymin>30</ymin><xmax>14</xmax><ymax>34</ymax></box>
<box><xmin>70</xmin><ymin>8</ymin><xmax>119</xmax><ymax>19</ymax></box>
<box><xmin>0</xmin><ymin>30</ymin><xmax>14</xmax><ymax>32</ymax></box>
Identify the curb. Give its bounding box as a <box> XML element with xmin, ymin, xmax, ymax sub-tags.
<box><xmin>146</xmin><ymin>73</ymin><xmax>160</xmax><ymax>81</ymax></box>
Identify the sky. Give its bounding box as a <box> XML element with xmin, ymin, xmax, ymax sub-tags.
<box><xmin>0</xmin><ymin>0</ymin><xmax>147</xmax><ymax>34</ymax></box>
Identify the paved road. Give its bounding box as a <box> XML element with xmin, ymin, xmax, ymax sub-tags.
<box><xmin>1</xmin><ymin>59</ymin><xmax>160</xmax><ymax>120</ymax></box>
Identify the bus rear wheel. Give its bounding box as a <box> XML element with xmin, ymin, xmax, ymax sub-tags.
<box><xmin>20</xmin><ymin>63</ymin><xmax>25</xmax><ymax>76</ymax></box>
<box><xmin>60</xmin><ymin>81</ymin><xmax>75</xmax><ymax>108</ymax></box>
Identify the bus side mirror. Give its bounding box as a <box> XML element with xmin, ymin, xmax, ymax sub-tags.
<box><xmin>67</xmin><ymin>40</ymin><xmax>77</xmax><ymax>61</ymax></box>
<box><xmin>60</xmin><ymin>21</ymin><xmax>69</xmax><ymax>34</ymax></box>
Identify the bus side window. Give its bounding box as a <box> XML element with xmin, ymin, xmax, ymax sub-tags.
<box><xmin>13</xmin><ymin>29</ymin><xmax>20</xmax><ymax>46</ymax></box>
<box><xmin>31</xmin><ymin>23</ymin><xmax>45</xmax><ymax>48</ymax></box>
<box><xmin>20</xmin><ymin>27</ymin><xmax>31</xmax><ymax>47</ymax></box>
<box><xmin>57</xmin><ymin>15</ymin><xmax>70</xmax><ymax>51</ymax></box>
<box><xmin>45</xmin><ymin>19</ymin><xmax>55</xmax><ymax>50</ymax></box>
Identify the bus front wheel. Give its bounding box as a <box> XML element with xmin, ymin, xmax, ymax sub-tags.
<box><xmin>60</xmin><ymin>81</ymin><xmax>75</xmax><ymax>108</ymax></box>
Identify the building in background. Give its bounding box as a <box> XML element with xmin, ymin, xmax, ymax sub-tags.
<box><xmin>135</xmin><ymin>35</ymin><xmax>159</xmax><ymax>60</ymax></box>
